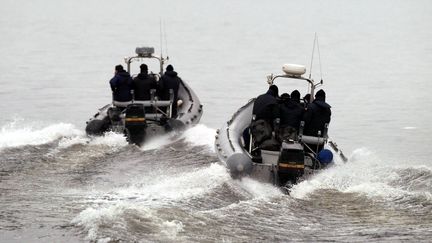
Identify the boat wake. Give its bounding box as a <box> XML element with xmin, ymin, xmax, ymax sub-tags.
<box><xmin>70</xmin><ymin>162</ymin><xmax>231</xmax><ymax>241</ymax></box>
<box><xmin>0</xmin><ymin>121</ymin><xmax>215</xmax><ymax>152</ymax></box>
<box><xmin>0</xmin><ymin>120</ymin><xmax>132</xmax><ymax>150</ymax></box>
<box><xmin>2</xmin><ymin>120</ymin><xmax>431</xmax><ymax>241</ymax></box>
<box><xmin>0</xmin><ymin>121</ymin><xmax>83</xmax><ymax>149</ymax></box>
<box><xmin>140</xmin><ymin>124</ymin><xmax>216</xmax><ymax>152</ymax></box>
<box><xmin>290</xmin><ymin>148</ymin><xmax>432</xmax><ymax>209</ymax></box>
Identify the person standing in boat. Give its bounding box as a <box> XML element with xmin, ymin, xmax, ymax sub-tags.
<box><xmin>132</xmin><ymin>64</ymin><xmax>157</xmax><ymax>112</ymax></box>
<box><xmin>109</xmin><ymin>64</ymin><xmax>133</xmax><ymax>104</ymax></box>
<box><xmin>278</xmin><ymin>90</ymin><xmax>304</xmax><ymax>141</ymax></box>
<box><xmin>303</xmin><ymin>89</ymin><xmax>331</xmax><ymax>151</ymax></box>
<box><xmin>159</xmin><ymin>64</ymin><xmax>181</xmax><ymax>118</ymax></box>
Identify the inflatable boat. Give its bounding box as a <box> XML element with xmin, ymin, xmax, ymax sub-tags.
<box><xmin>214</xmin><ymin>64</ymin><xmax>346</xmax><ymax>191</ymax></box>
<box><xmin>86</xmin><ymin>47</ymin><xmax>203</xmax><ymax>145</ymax></box>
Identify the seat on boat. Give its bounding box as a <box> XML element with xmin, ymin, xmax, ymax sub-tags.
<box><xmin>112</xmin><ymin>100</ymin><xmax>133</xmax><ymax>108</ymax></box>
<box><xmin>112</xmin><ymin>88</ymin><xmax>175</xmax><ymax>120</ymax></box>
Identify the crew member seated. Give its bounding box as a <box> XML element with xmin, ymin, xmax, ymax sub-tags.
<box><xmin>303</xmin><ymin>89</ymin><xmax>331</xmax><ymax>153</ymax></box>
<box><xmin>249</xmin><ymin>85</ymin><xmax>281</xmax><ymax>150</ymax></box>
<box><xmin>278</xmin><ymin>90</ymin><xmax>304</xmax><ymax>142</ymax></box>
<box><xmin>159</xmin><ymin>65</ymin><xmax>181</xmax><ymax>118</ymax></box>
<box><xmin>109</xmin><ymin>64</ymin><xmax>133</xmax><ymax>107</ymax></box>
<box><xmin>132</xmin><ymin>64</ymin><xmax>157</xmax><ymax>112</ymax></box>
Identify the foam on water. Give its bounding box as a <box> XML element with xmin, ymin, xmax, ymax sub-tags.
<box><xmin>0</xmin><ymin>120</ymin><xmax>217</xmax><ymax>152</ymax></box>
<box><xmin>56</xmin><ymin>131</ymin><xmax>129</xmax><ymax>149</ymax></box>
<box><xmin>290</xmin><ymin>147</ymin><xmax>432</xmax><ymax>206</ymax></box>
<box><xmin>0</xmin><ymin>121</ymin><xmax>83</xmax><ymax>148</ymax></box>
<box><xmin>181</xmin><ymin>124</ymin><xmax>216</xmax><ymax>151</ymax></box>
<box><xmin>139</xmin><ymin>124</ymin><xmax>216</xmax><ymax>152</ymax></box>
<box><xmin>113</xmin><ymin>163</ymin><xmax>230</xmax><ymax>202</ymax></box>
<box><xmin>234</xmin><ymin>177</ymin><xmax>284</xmax><ymax>198</ymax></box>
<box><xmin>71</xmin><ymin>163</ymin><xmax>230</xmax><ymax>240</ymax></box>
<box><xmin>72</xmin><ymin>202</ymin><xmax>185</xmax><ymax>241</ymax></box>
<box><xmin>140</xmin><ymin>132</ymin><xmax>179</xmax><ymax>151</ymax></box>
<box><xmin>0</xmin><ymin>120</ymin><xmax>131</xmax><ymax>153</ymax></box>
<box><xmin>88</xmin><ymin>132</ymin><xmax>129</xmax><ymax>147</ymax></box>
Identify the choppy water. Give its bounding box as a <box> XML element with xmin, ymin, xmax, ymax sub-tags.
<box><xmin>1</xmin><ymin>0</ymin><xmax>432</xmax><ymax>242</ymax></box>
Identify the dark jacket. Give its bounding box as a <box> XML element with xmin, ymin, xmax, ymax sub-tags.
<box><xmin>159</xmin><ymin>70</ymin><xmax>181</xmax><ymax>101</ymax></box>
<box><xmin>252</xmin><ymin>89</ymin><xmax>280</xmax><ymax>122</ymax></box>
<box><xmin>132</xmin><ymin>72</ymin><xmax>157</xmax><ymax>100</ymax></box>
<box><xmin>303</xmin><ymin>97</ymin><xmax>331</xmax><ymax>136</ymax></box>
<box><xmin>110</xmin><ymin>71</ymin><xmax>133</xmax><ymax>102</ymax></box>
<box><xmin>279</xmin><ymin>100</ymin><xmax>304</xmax><ymax>129</ymax></box>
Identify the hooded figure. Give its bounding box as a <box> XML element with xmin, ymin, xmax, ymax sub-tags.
<box><xmin>290</xmin><ymin>90</ymin><xmax>301</xmax><ymax>104</ymax></box>
<box><xmin>132</xmin><ymin>64</ymin><xmax>157</xmax><ymax>101</ymax></box>
<box><xmin>159</xmin><ymin>65</ymin><xmax>182</xmax><ymax>117</ymax></box>
<box><xmin>110</xmin><ymin>65</ymin><xmax>133</xmax><ymax>102</ymax></box>
<box><xmin>303</xmin><ymin>89</ymin><xmax>331</xmax><ymax>137</ymax></box>
<box><xmin>279</xmin><ymin>90</ymin><xmax>304</xmax><ymax>130</ymax></box>
<box><xmin>252</xmin><ymin>85</ymin><xmax>280</xmax><ymax>122</ymax></box>
<box><xmin>249</xmin><ymin>85</ymin><xmax>281</xmax><ymax>149</ymax></box>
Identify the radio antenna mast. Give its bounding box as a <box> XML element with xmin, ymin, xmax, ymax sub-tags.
<box><xmin>316</xmin><ymin>34</ymin><xmax>323</xmax><ymax>82</ymax></box>
<box><xmin>159</xmin><ymin>18</ymin><xmax>163</xmax><ymax>57</ymax></box>
<box><xmin>309</xmin><ymin>33</ymin><xmax>317</xmax><ymax>80</ymax></box>
<box><xmin>308</xmin><ymin>33</ymin><xmax>323</xmax><ymax>82</ymax></box>
<box><xmin>164</xmin><ymin>20</ymin><xmax>169</xmax><ymax>60</ymax></box>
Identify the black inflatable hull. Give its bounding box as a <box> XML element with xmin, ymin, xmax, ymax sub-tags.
<box><xmin>85</xmin><ymin>118</ymin><xmax>110</xmax><ymax>136</ymax></box>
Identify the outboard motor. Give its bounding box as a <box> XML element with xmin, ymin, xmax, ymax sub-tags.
<box><xmin>124</xmin><ymin>104</ymin><xmax>147</xmax><ymax>145</ymax></box>
<box><xmin>277</xmin><ymin>142</ymin><xmax>305</xmax><ymax>186</ymax></box>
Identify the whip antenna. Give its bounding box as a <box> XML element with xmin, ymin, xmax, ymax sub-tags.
<box><xmin>159</xmin><ymin>18</ymin><xmax>163</xmax><ymax>57</ymax></box>
<box><xmin>308</xmin><ymin>33</ymin><xmax>317</xmax><ymax>80</ymax></box>
<box><xmin>316</xmin><ymin>34</ymin><xmax>323</xmax><ymax>82</ymax></box>
<box><xmin>308</xmin><ymin>33</ymin><xmax>323</xmax><ymax>83</ymax></box>
<box><xmin>164</xmin><ymin>20</ymin><xmax>169</xmax><ymax>59</ymax></box>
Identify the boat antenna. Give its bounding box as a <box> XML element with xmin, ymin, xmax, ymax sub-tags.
<box><xmin>164</xmin><ymin>20</ymin><xmax>169</xmax><ymax>60</ymax></box>
<box><xmin>308</xmin><ymin>33</ymin><xmax>324</xmax><ymax>88</ymax></box>
<box><xmin>309</xmin><ymin>32</ymin><xmax>317</xmax><ymax>79</ymax></box>
<box><xmin>159</xmin><ymin>18</ymin><xmax>163</xmax><ymax>57</ymax></box>
<box><xmin>316</xmin><ymin>34</ymin><xmax>323</xmax><ymax>83</ymax></box>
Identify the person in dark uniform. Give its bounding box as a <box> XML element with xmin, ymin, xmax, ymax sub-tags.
<box><xmin>132</xmin><ymin>64</ymin><xmax>157</xmax><ymax>113</ymax></box>
<box><xmin>159</xmin><ymin>65</ymin><xmax>181</xmax><ymax>117</ymax></box>
<box><xmin>109</xmin><ymin>65</ymin><xmax>133</xmax><ymax>103</ymax></box>
<box><xmin>132</xmin><ymin>64</ymin><xmax>157</xmax><ymax>101</ymax></box>
<box><xmin>303</xmin><ymin>89</ymin><xmax>331</xmax><ymax>152</ymax></box>
<box><xmin>252</xmin><ymin>85</ymin><xmax>280</xmax><ymax>122</ymax></box>
<box><xmin>249</xmin><ymin>85</ymin><xmax>281</xmax><ymax>150</ymax></box>
<box><xmin>278</xmin><ymin>90</ymin><xmax>304</xmax><ymax>141</ymax></box>
<box><xmin>290</xmin><ymin>90</ymin><xmax>301</xmax><ymax>104</ymax></box>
